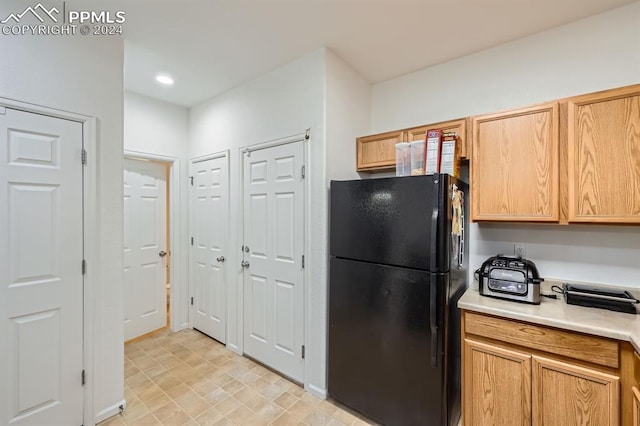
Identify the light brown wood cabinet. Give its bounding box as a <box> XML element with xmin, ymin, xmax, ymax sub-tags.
<box><xmin>462</xmin><ymin>311</ymin><xmax>627</xmax><ymax>426</ymax></box>
<box><xmin>355</xmin><ymin>117</ymin><xmax>470</xmax><ymax>172</ymax></box>
<box><xmin>567</xmin><ymin>85</ymin><xmax>640</xmax><ymax>223</ymax></box>
<box><xmin>532</xmin><ymin>355</ymin><xmax>620</xmax><ymax>425</ymax></box>
<box><xmin>633</xmin><ymin>387</ymin><xmax>640</xmax><ymax>426</ymax></box>
<box><xmin>471</xmin><ymin>103</ymin><xmax>559</xmax><ymax>222</ymax></box>
<box><xmin>356</xmin><ymin>130</ymin><xmax>405</xmax><ymax>172</ymax></box>
<box><xmin>405</xmin><ymin>117</ymin><xmax>470</xmax><ymax>160</ymax></box>
<box><xmin>463</xmin><ymin>339</ymin><xmax>531</xmax><ymax>425</ymax></box>
<box><xmin>471</xmin><ymin>83</ymin><xmax>640</xmax><ymax>224</ymax></box>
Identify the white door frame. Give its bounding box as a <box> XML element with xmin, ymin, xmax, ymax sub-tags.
<box><xmin>0</xmin><ymin>97</ymin><xmax>98</xmax><ymax>425</ymax></box>
<box><xmin>237</xmin><ymin>131</ymin><xmax>310</xmax><ymax>376</ymax></box>
<box><xmin>188</xmin><ymin>150</ymin><xmax>230</xmax><ymax>333</ymax></box>
<box><xmin>123</xmin><ymin>150</ymin><xmax>183</xmax><ymax>333</ymax></box>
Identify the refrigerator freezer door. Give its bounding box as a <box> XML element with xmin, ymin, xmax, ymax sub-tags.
<box><xmin>328</xmin><ymin>257</ymin><xmax>446</xmax><ymax>426</ymax></box>
<box><xmin>330</xmin><ymin>175</ymin><xmax>453</xmax><ymax>272</ymax></box>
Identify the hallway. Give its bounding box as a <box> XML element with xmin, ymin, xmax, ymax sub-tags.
<box><xmin>100</xmin><ymin>329</ymin><xmax>373</xmax><ymax>425</ymax></box>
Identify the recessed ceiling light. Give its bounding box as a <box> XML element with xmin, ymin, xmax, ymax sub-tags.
<box><xmin>156</xmin><ymin>74</ymin><xmax>174</xmax><ymax>86</ymax></box>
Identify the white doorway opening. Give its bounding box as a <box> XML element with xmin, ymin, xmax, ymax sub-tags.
<box><xmin>123</xmin><ymin>151</ymin><xmax>183</xmax><ymax>336</ymax></box>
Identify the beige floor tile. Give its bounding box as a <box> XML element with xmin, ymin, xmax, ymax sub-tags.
<box><xmin>221</xmin><ymin>378</ymin><xmax>244</xmax><ymax>395</ymax></box>
<box><xmin>272</xmin><ymin>411</ymin><xmax>307</xmax><ymax>426</ymax></box>
<box><xmin>226</xmin><ymin>405</ymin><xmax>254</xmax><ymax>424</ymax></box>
<box><xmin>165</xmin><ymin>382</ymin><xmax>192</xmax><ymax>400</ymax></box>
<box><xmin>127</xmin><ymin>412</ymin><xmax>161</xmax><ymax>425</ymax></box>
<box><xmin>202</xmin><ymin>387</ymin><xmax>231</xmax><ymax>405</ymax></box>
<box><xmin>288</xmin><ymin>400</ymin><xmax>313</xmax><ymax>421</ymax></box>
<box><xmin>215</xmin><ymin>396</ymin><xmax>242</xmax><ymax>415</ymax></box>
<box><xmin>162</xmin><ymin>410</ymin><xmax>192</xmax><ymax>426</ymax></box>
<box><xmin>144</xmin><ymin>393</ymin><xmax>172</xmax><ymax>412</ymax></box>
<box><xmin>274</xmin><ymin>391</ymin><xmax>299</xmax><ymax>410</ymax></box>
<box><xmin>175</xmin><ymin>390</ymin><xmax>211</xmax><ymax>418</ymax></box>
<box><xmin>195</xmin><ymin>406</ymin><xmax>225</xmax><ymax>425</ymax></box>
<box><xmin>242</xmin><ymin>393</ymin><xmax>270</xmax><ymax>412</ymax></box>
<box><xmin>152</xmin><ymin>401</ymin><xmax>183</xmax><ymax>422</ymax></box>
<box><xmin>256</xmin><ymin>401</ymin><xmax>285</xmax><ymax>423</ymax></box>
<box><xmin>98</xmin><ymin>329</ymin><xmax>377</xmax><ymax>426</ymax></box>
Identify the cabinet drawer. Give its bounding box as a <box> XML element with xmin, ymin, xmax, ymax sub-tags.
<box><xmin>464</xmin><ymin>312</ymin><xmax>619</xmax><ymax>368</ymax></box>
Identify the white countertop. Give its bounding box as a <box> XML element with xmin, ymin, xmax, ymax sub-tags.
<box><xmin>458</xmin><ymin>281</ymin><xmax>640</xmax><ymax>354</ymax></box>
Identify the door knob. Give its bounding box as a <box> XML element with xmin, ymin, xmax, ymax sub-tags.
<box><xmin>241</xmin><ymin>260</ymin><xmax>250</xmax><ymax>268</ymax></box>
<box><xmin>216</xmin><ymin>256</ymin><xmax>225</xmax><ymax>263</ymax></box>
<box><xmin>159</xmin><ymin>251</ymin><xmax>167</xmax><ymax>257</ymax></box>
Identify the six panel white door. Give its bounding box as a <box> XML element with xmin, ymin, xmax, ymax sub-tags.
<box><xmin>123</xmin><ymin>158</ymin><xmax>168</xmax><ymax>341</ymax></box>
<box><xmin>190</xmin><ymin>155</ymin><xmax>229</xmax><ymax>343</ymax></box>
<box><xmin>0</xmin><ymin>108</ymin><xmax>84</xmax><ymax>425</ymax></box>
<box><xmin>243</xmin><ymin>141</ymin><xmax>305</xmax><ymax>382</ymax></box>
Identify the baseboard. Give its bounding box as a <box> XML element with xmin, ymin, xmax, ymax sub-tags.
<box><xmin>94</xmin><ymin>399</ymin><xmax>126</xmax><ymax>424</ymax></box>
<box><xmin>226</xmin><ymin>342</ymin><xmax>241</xmax><ymax>355</ymax></box>
<box><xmin>306</xmin><ymin>384</ymin><xmax>327</xmax><ymax>400</ymax></box>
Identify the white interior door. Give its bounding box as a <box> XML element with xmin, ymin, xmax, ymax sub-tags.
<box><xmin>190</xmin><ymin>155</ymin><xmax>229</xmax><ymax>343</ymax></box>
<box><xmin>0</xmin><ymin>108</ymin><xmax>84</xmax><ymax>425</ymax></box>
<box><xmin>243</xmin><ymin>141</ymin><xmax>305</xmax><ymax>382</ymax></box>
<box><xmin>123</xmin><ymin>158</ymin><xmax>168</xmax><ymax>341</ymax></box>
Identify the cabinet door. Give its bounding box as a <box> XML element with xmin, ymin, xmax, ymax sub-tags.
<box><xmin>633</xmin><ymin>387</ymin><xmax>640</xmax><ymax>426</ymax></box>
<box><xmin>405</xmin><ymin>117</ymin><xmax>470</xmax><ymax>160</ymax></box>
<box><xmin>471</xmin><ymin>103</ymin><xmax>559</xmax><ymax>222</ymax></box>
<box><xmin>356</xmin><ymin>130</ymin><xmax>405</xmax><ymax>172</ymax></box>
<box><xmin>463</xmin><ymin>339</ymin><xmax>531</xmax><ymax>426</ymax></box>
<box><xmin>567</xmin><ymin>85</ymin><xmax>640</xmax><ymax>223</ymax></box>
<box><xmin>532</xmin><ymin>355</ymin><xmax>620</xmax><ymax>426</ymax></box>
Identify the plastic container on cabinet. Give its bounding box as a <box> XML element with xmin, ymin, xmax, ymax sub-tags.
<box><xmin>410</xmin><ymin>140</ymin><xmax>426</xmax><ymax>176</ymax></box>
<box><xmin>395</xmin><ymin>143</ymin><xmax>411</xmax><ymax>177</ymax></box>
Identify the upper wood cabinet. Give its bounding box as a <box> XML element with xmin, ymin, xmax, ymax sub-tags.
<box><xmin>356</xmin><ymin>130</ymin><xmax>405</xmax><ymax>172</ymax></box>
<box><xmin>567</xmin><ymin>86</ymin><xmax>640</xmax><ymax>223</ymax></box>
<box><xmin>355</xmin><ymin>117</ymin><xmax>470</xmax><ymax>172</ymax></box>
<box><xmin>471</xmin><ymin>103</ymin><xmax>559</xmax><ymax>222</ymax></box>
<box><xmin>405</xmin><ymin>117</ymin><xmax>470</xmax><ymax>160</ymax></box>
<box><xmin>633</xmin><ymin>387</ymin><xmax>640</xmax><ymax>426</ymax></box>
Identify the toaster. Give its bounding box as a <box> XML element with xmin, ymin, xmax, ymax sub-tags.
<box><xmin>478</xmin><ymin>255</ymin><xmax>543</xmax><ymax>304</ymax></box>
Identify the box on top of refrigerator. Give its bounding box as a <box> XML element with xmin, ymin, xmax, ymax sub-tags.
<box><xmin>439</xmin><ymin>132</ymin><xmax>460</xmax><ymax>178</ymax></box>
<box><xmin>424</xmin><ymin>129</ymin><xmax>442</xmax><ymax>175</ymax></box>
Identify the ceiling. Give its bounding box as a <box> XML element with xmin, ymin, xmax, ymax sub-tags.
<box><xmin>117</xmin><ymin>0</ymin><xmax>635</xmax><ymax>107</ymax></box>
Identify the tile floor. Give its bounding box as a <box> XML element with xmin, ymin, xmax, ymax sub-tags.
<box><xmin>100</xmin><ymin>328</ymin><xmax>375</xmax><ymax>425</ymax></box>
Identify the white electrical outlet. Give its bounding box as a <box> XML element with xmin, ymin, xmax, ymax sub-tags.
<box><xmin>514</xmin><ymin>243</ymin><xmax>526</xmax><ymax>258</ymax></box>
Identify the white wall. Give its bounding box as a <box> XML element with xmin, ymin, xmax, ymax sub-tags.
<box><xmin>370</xmin><ymin>2</ymin><xmax>640</xmax><ymax>287</ymax></box>
<box><xmin>325</xmin><ymin>50</ymin><xmax>372</xmax><ymax>181</ymax></box>
<box><xmin>124</xmin><ymin>91</ymin><xmax>190</xmax><ymax>330</ymax></box>
<box><xmin>0</xmin><ymin>32</ymin><xmax>125</xmax><ymax>423</ymax></box>
<box><xmin>189</xmin><ymin>49</ymin><xmax>327</xmax><ymax>395</ymax></box>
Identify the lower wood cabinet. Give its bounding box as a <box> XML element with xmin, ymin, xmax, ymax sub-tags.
<box><xmin>463</xmin><ymin>339</ymin><xmax>531</xmax><ymax>425</ymax></box>
<box><xmin>632</xmin><ymin>387</ymin><xmax>640</xmax><ymax>426</ymax></box>
<box><xmin>463</xmin><ymin>311</ymin><xmax>628</xmax><ymax>426</ymax></box>
<box><xmin>532</xmin><ymin>355</ymin><xmax>619</xmax><ymax>426</ymax></box>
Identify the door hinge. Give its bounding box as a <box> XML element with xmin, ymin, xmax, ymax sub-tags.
<box><xmin>191</xmin><ymin>297</ymin><xmax>194</xmax><ymax>306</ymax></box>
<box><xmin>0</xmin><ymin>106</ymin><xmax>6</xmax><ymax>115</ymax></box>
<box><xmin>81</xmin><ymin>259</ymin><xmax>86</xmax><ymax>275</ymax></box>
<box><xmin>305</xmin><ymin>129</ymin><xmax>310</xmax><ymax>140</ymax></box>
<box><xmin>81</xmin><ymin>369</ymin><xmax>86</xmax><ymax>386</ymax></box>
<box><xmin>189</xmin><ymin>176</ymin><xmax>193</xmax><ymax>186</ymax></box>
<box><xmin>302</xmin><ymin>255</ymin><xmax>305</xmax><ymax>268</ymax></box>
<box><xmin>301</xmin><ymin>345</ymin><xmax>305</xmax><ymax>359</ymax></box>
<box><xmin>81</xmin><ymin>149</ymin><xmax>87</xmax><ymax>165</ymax></box>
<box><xmin>301</xmin><ymin>165</ymin><xmax>305</xmax><ymax>179</ymax></box>
<box><xmin>191</xmin><ymin>237</ymin><xmax>194</xmax><ymax>246</ymax></box>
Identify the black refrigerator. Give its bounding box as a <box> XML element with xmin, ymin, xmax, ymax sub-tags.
<box><xmin>328</xmin><ymin>174</ymin><xmax>468</xmax><ymax>426</ymax></box>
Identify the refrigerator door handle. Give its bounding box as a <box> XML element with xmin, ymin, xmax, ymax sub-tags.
<box><xmin>430</xmin><ymin>206</ymin><xmax>439</xmax><ymax>272</ymax></box>
<box><xmin>429</xmin><ymin>276</ymin><xmax>438</xmax><ymax>368</ymax></box>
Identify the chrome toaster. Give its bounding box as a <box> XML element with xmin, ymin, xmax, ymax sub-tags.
<box><xmin>478</xmin><ymin>255</ymin><xmax>543</xmax><ymax>304</ymax></box>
